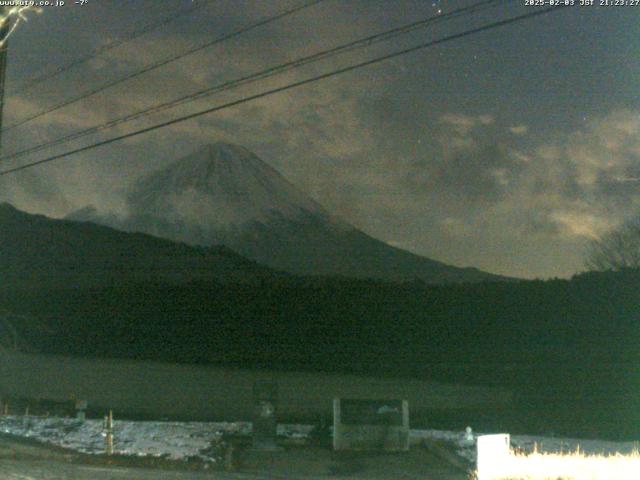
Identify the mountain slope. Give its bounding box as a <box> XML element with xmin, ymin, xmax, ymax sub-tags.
<box><xmin>0</xmin><ymin>203</ymin><xmax>281</xmax><ymax>289</ymax></box>
<box><xmin>74</xmin><ymin>143</ymin><xmax>508</xmax><ymax>284</ymax></box>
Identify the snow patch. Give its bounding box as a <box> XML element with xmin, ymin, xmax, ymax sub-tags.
<box><xmin>0</xmin><ymin>416</ymin><xmax>635</xmax><ymax>467</ymax></box>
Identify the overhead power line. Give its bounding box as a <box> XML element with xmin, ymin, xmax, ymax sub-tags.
<box><xmin>0</xmin><ymin>0</ymin><xmax>508</xmax><ymax>164</ymax></box>
<box><xmin>1</xmin><ymin>0</ymin><xmax>325</xmax><ymax>133</ymax></box>
<box><xmin>7</xmin><ymin>0</ymin><xmax>214</xmax><ymax>96</ymax></box>
<box><xmin>0</xmin><ymin>5</ymin><xmax>569</xmax><ymax>177</ymax></box>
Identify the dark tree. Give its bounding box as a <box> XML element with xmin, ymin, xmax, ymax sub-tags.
<box><xmin>585</xmin><ymin>219</ymin><xmax>640</xmax><ymax>271</ymax></box>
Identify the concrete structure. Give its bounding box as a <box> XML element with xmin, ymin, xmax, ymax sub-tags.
<box><xmin>252</xmin><ymin>380</ymin><xmax>279</xmax><ymax>450</ymax></box>
<box><xmin>333</xmin><ymin>398</ymin><xmax>410</xmax><ymax>451</ymax></box>
<box><xmin>0</xmin><ymin>347</ymin><xmax>512</xmax><ymax>422</ymax></box>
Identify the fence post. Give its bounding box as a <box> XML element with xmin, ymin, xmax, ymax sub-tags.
<box><xmin>104</xmin><ymin>410</ymin><xmax>114</xmax><ymax>455</ymax></box>
<box><xmin>75</xmin><ymin>399</ymin><xmax>88</xmax><ymax>422</ymax></box>
<box><xmin>252</xmin><ymin>380</ymin><xmax>279</xmax><ymax>450</ymax></box>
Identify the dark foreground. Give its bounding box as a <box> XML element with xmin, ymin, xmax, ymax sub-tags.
<box><xmin>0</xmin><ymin>455</ymin><xmax>465</xmax><ymax>480</ymax></box>
<box><xmin>0</xmin><ymin>434</ymin><xmax>467</xmax><ymax>480</ymax></box>
<box><xmin>0</xmin><ymin>460</ymin><xmax>225</xmax><ymax>480</ymax></box>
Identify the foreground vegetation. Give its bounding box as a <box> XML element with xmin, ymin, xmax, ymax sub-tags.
<box><xmin>476</xmin><ymin>448</ymin><xmax>640</xmax><ymax>480</ymax></box>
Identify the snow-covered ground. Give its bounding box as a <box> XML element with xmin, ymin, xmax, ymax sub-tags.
<box><xmin>410</xmin><ymin>428</ymin><xmax>640</xmax><ymax>464</ymax></box>
<box><xmin>0</xmin><ymin>416</ymin><xmax>309</xmax><ymax>462</ymax></box>
<box><xmin>0</xmin><ymin>416</ymin><xmax>636</xmax><ymax>466</ymax></box>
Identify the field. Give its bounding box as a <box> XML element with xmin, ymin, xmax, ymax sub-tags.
<box><xmin>0</xmin><ymin>347</ymin><xmax>510</xmax><ymax>423</ymax></box>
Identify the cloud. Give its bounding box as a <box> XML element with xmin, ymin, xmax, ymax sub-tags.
<box><xmin>509</xmin><ymin>124</ymin><xmax>528</xmax><ymax>135</ymax></box>
<box><xmin>501</xmin><ymin>109</ymin><xmax>640</xmax><ymax>242</ymax></box>
<box><xmin>0</xmin><ymin>168</ymin><xmax>70</xmax><ymax>217</ymax></box>
<box><xmin>439</xmin><ymin>112</ymin><xmax>494</xmax><ymax>136</ymax></box>
<box><xmin>316</xmin><ymin>106</ymin><xmax>640</xmax><ymax>277</ymax></box>
<box><xmin>548</xmin><ymin>210</ymin><xmax>613</xmax><ymax>239</ymax></box>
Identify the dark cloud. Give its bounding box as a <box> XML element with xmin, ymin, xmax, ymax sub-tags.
<box><xmin>0</xmin><ymin>169</ymin><xmax>69</xmax><ymax>216</ymax></box>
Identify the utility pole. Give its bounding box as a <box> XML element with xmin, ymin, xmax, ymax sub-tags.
<box><xmin>0</xmin><ymin>7</ymin><xmax>12</xmax><ymax>154</ymax></box>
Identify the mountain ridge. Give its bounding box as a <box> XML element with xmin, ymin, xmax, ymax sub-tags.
<box><xmin>0</xmin><ymin>202</ymin><xmax>283</xmax><ymax>289</ymax></box>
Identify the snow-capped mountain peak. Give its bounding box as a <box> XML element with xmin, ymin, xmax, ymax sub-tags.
<box><xmin>127</xmin><ymin>142</ymin><xmax>330</xmax><ymax>232</ymax></box>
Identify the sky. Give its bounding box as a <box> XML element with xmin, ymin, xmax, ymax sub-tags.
<box><xmin>0</xmin><ymin>0</ymin><xmax>638</xmax><ymax>279</ymax></box>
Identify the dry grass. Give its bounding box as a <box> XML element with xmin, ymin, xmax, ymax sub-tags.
<box><xmin>475</xmin><ymin>447</ymin><xmax>640</xmax><ymax>480</ymax></box>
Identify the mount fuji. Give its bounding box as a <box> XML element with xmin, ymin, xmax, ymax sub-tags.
<box><xmin>70</xmin><ymin>143</ymin><xmax>507</xmax><ymax>284</ymax></box>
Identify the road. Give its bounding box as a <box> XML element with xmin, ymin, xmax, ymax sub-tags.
<box><xmin>0</xmin><ymin>459</ymin><xmax>269</xmax><ymax>480</ymax></box>
<box><xmin>0</xmin><ymin>455</ymin><xmax>467</xmax><ymax>480</ymax></box>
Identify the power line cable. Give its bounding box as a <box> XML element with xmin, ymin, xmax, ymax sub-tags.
<box><xmin>0</xmin><ymin>0</ymin><xmax>508</xmax><ymax>164</ymax></box>
<box><xmin>1</xmin><ymin>0</ymin><xmax>325</xmax><ymax>133</ymax></box>
<box><xmin>6</xmin><ymin>0</ymin><xmax>214</xmax><ymax>96</ymax></box>
<box><xmin>95</xmin><ymin>0</ymin><xmax>511</xmax><ymax>133</ymax></box>
<box><xmin>0</xmin><ymin>5</ymin><xmax>569</xmax><ymax>177</ymax></box>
